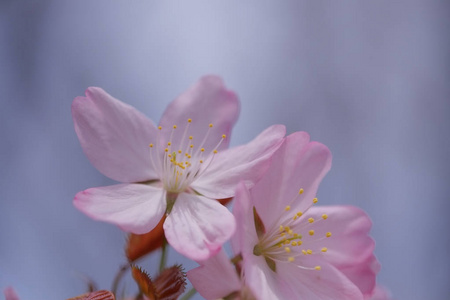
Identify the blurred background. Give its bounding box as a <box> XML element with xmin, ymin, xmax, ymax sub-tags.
<box><xmin>1</xmin><ymin>1</ymin><xmax>449</xmax><ymax>299</ymax></box>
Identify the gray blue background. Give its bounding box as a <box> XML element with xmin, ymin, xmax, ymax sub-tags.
<box><xmin>1</xmin><ymin>1</ymin><xmax>449</xmax><ymax>299</ymax></box>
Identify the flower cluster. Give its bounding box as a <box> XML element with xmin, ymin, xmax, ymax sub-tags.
<box><xmin>4</xmin><ymin>76</ymin><xmax>389</xmax><ymax>300</ymax></box>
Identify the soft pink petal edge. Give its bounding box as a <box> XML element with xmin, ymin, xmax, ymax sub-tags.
<box><xmin>72</xmin><ymin>87</ymin><xmax>159</xmax><ymax>183</ymax></box>
<box><xmin>4</xmin><ymin>287</ymin><xmax>20</xmax><ymax>300</ymax></box>
<box><xmin>73</xmin><ymin>184</ymin><xmax>166</xmax><ymax>234</ymax></box>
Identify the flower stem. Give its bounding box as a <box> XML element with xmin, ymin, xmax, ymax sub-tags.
<box><xmin>180</xmin><ymin>288</ymin><xmax>197</xmax><ymax>300</ymax></box>
<box><xmin>159</xmin><ymin>236</ymin><xmax>168</xmax><ymax>274</ymax></box>
<box><xmin>111</xmin><ymin>263</ymin><xmax>129</xmax><ymax>297</ymax></box>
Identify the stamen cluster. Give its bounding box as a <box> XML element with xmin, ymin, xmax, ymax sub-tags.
<box><xmin>148</xmin><ymin>119</ymin><xmax>226</xmax><ymax>193</ymax></box>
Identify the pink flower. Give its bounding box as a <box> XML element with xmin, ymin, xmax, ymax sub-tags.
<box><xmin>4</xmin><ymin>287</ymin><xmax>19</xmax><ymax>300</ymax></box>
<box><xmin>226</xmin><ymin>132</ymin><xmax>378</xmax><ymax>299</ymax></box>
<box><xmin>72</xmin><ymin>76</ymin><xmax>285</xmax><ymax>261</ymax></box>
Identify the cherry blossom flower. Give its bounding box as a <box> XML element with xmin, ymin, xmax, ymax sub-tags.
<box><xmin>225</xmin><ymin>132</ymin><xmax>378</xmax><ymax>299</ymax></box>
<box><xmin>72</xmin><ymin>76</ymin><xmax>285</xmax><ymax>261</ymax></box>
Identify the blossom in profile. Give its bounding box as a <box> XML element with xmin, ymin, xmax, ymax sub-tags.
<box><xmin>72</xmin><ymin>76</ymin><xmax>285</xmax><ymax>260</ymax></box>
<box><xmin>209</xmin><ymin>132</ymin><xmax>379</xmax><ymax>299</ymax></box>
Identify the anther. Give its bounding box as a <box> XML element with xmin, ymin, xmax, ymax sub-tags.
<box><xmin>302</xmin><ymin>250</ymin><xmax>307</xmax><ymax>255</ymax></box>
<box><xmin>279</xmin><ymin>225</ymin><xmax>284</xmax><ymax>232</ymax></box>
<box><xmin>291</xmin><ymin>241</ymin><xmax>298</xmax><ymax>246</ymax></box>
<box><xmin>326</xmin><ymin>232</ymin><xmax>332</xmax><ymax>238</ymax></box>
<box><xmin>297</xmin><ymin>212</ymin><xmax>303</xmax><ymax>217</ymax></box>
<box><xmin>149</xmin><ymin>144</ymin><xmax>154</xmax><ymax>148</ymax></box>
<box><xmin>307</xmin><ymin>249</ymin><xmax>313</xmax><ymax>254</ymax></box>
<box><xmin>188</xmin><ymin>118</ymin><xmax>192</xmax><ymax>123</ymax></box>
<box><xmin>299</xmin><ymin>188</ymin><xmax>304</xmax><ymax>194</ymax></box>
<box><xmin>165</xmin><ymin>148</ymin><xmax>169</xmax><ymax>152</ymax></box>
<box><xmin>315</xmin><ymin>266</ymin><xmax>321</xmax><ymax>271</ymax></box>
<box><xmin>189</xmin><ymin>136</ymin><xmax>193</xmax><ymax>140</ymax></box>
<box><xmin>168</xmin><ymin>142</ymin><xmax>171</xmax><ymax>146</ymax></box>
<box><xmin>199</xmin><ymin>160</ymin><xmax>203</xmax><ymax>163</ymax></box>
<box><xmin>173</xmin><ymin>125</ymin><xmax>177</xmax><ymax>129</ymax></box>
<box><xmin>321</xmin><ymin>247</ymin><xmax>328</xmax><ymax>252</ymax></box>
<box><xmin>178</xmin><ymin>150</ymin><xmax>182</xmax><ymax>154</ymax></box>
<box><xmin>200</xmin><ymin>148</ymin><xmax>205</xmax><ymax>152</ymax></box>
<box><xmin>213</xmin><ymin>150</ymin><xmax>218</xmax><ymax>154</ymax></box>
<box><xmin>209</xmin><ymin>123</ymin><xmax>213</xmax><ymax>128</ymax></box>
<box><xmin>285</xmin><ymin>205</ymin><xmax>291</xmax><ymax>211</ymax></box>
<box><xmin>309</xmin><ymin>230</ymin><xmax>315</xmax><ymax>236</ymax></box>
<box><xmin>222</xmin><ymin>134</ymin><xmax>226</xmax><ymax>139</ymax></box>
<box><xmin>322</xmin><ymin>214</ymin><xmax>328</xmax><ymax>220</ymax></box>
<box><xmin>313</xmin><ymin>198</ymin><xmax>318</xmax><ymax>204</ymax></box>
<box><xmin>308</xmin><ymin>218</ymin><xmax>314</xmax><ymax>223</ymax></box>
<box><xmin>284</xmin><ymin>247</ymin><xmax>291</xmax><ymax>253</ymax></box>
<box><xmin>158</xmin><ymin>126</ymin><xmax>162</xmax><ymax>130</ymax></box>
<box><xmin>288</xmin><ymin>257</ymin><xmax>295</xmax><ymax>262</ymax></box>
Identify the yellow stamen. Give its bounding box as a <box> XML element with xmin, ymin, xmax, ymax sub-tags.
<box><xmin>321</xmin><ymin>247</ymin><xmax>328</xmax><ymax>252</ymax></box>
<box><xmin>299</xmin><ymin>188</ymin><xmax>304</xmax><ymax>194</ymax></box>
<box><xmin>158</xmin><ymin>126</ymin><xmax>162</xmax><ymax>130</ymax></box>
<box><xmin>308</xmin><ymin>217</ymin><xmax>314</xmax><ymax>223</ymax></box>
<box><xmin>149</xmin><ymin>143</ymin><xmax>153</xmax><ymax>148</ymax></box>
<box><xmin>173</xmin><ymin>125</ymin><xmax>177</xmax><ymax>129</ymax></box>
<box><xmin>313</xmin><ymin>198</ymin><xmax>318</xmax><ymax>204</ymax></box>
<box><xmin>296</xmin><ymin>211</ymin><xmax>303</xmax><ymax>217</ymax></box>
<box><xmin>307</xmin><ymin>249</ymin><xmax>313</xmax><ymax>254</ymax></box>
<box><xmin>315</xmin><ymin>266</ymin><xmax>321</xmax><ymax>270</ymax></box>
<box><xmin>213</xmin><ymin>150</ymin><xmax>218</xmax><ymax>154</ymax></box>
<box><xmin>188</xmin><ymin>118</ymin><xmax>192</xmax><ymax>123</ymax></box>
<box><xmin>284</xmin><ymin>247</ymin><xmax>291</xmax><ymax>253</ymax></box>
<box><xmin>222</xmin><ymin>134</ymin><xmax>226</xmax><ymax>139</ymax></box>
<box><xmin>326</xmin><ymin>232</ymin><xmax>332</xmax><ymax>238</ymax></box>
<box><xmin>285</xmin><ymin>205</ymin><xmax>291</xmax><ymax>211</ymax></box>
<box><xmin>209</xmin><ymin>123</ymin><xmax>213</xmax><ymax>128</ymax></box>
<box><xmin>322</xmin><ymin>214</ymin><xmax>328</xmax><ymax>220</ymax></box>
<box><xmin>288</xmin><ymin>257</ymin><xmax>295</xmax><ymax>262</ymax></box>
<box><xmin>309</xmin><ymin>230</ymin><xmax>315</xmax><ymax>236</ymax></box>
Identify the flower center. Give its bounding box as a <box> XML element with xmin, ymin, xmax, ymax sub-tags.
<box><xmin>149</xmin><ymin>118</ymin><xmax>226</xmax><ymax>193</ymax></box>
<box><xmin>254</xmin><ymin>189</ymin><xmax>331</xmax><ymax>272</ymax></box>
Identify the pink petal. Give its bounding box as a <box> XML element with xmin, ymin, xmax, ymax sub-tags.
<box><xmin>74</xmin><ymin>184</ymin><xmax>166</xmax><ymax>234</ymax></box>
<box><xmin>192</xmin><ymin>124</ymin><xmax>286</xmax><ymax>199</ymax></box>
<box><xmin>251</xmin><ymin>132</ymin><xmax>332</xmax><ymax>231</ymax></box>
<box><xmin>231</xmin><ymin>181</ymin><xmax>259</xmax><ymax>256</ymax></box>
<box><xmin>163</xmin><ymin>193</ymin><xmax>236</xmax><ymax>261</ymax></box>
<box><xmin>4</xmin><ymin>287</ymin><xmax>19</xmax><ymax>300</ymax></box>
<box><xmin>72</xmin><ymin>87</ymin><xmax>159</xmax><ymax>183</ymax></box>
<box><xmin>242</xmin><ymin>253</ymin><xmax>283</xmax><ymax>300</ymax></box>
<box><xmin>187</xmin><ymin>250</ymin><xmax>241</xmax><ymax>300</ymax></box>
<box><xmin>299</xmin><ymin>206</ymin><xmax>378</xmax><ymax>296</ymax></box>
<box><xmin>158</xmin><ymin>76</ymin><xmax>239</xmax><ymax>154</ymax></box>
<box><xmin>275</xmin><ymin>258</ymin><xmax>364</xmax><ymax>300</ymax></box>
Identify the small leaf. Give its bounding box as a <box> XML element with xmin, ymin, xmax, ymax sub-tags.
<box><xmin>66</xmin><ymin>290</ymin><xmax>115</xmax><ymax>300</ymax></box>
<box><xmin>154</xmin><ymin>265</ymin><xmax>187</xmax><ymax>300</ymax></box>
<box><xmin>253</xmin><ymin>206</ymin><xmax>266</xmax><ymax>239</ymax></box>
<box><xmin>131</xmin><ymin>266</ymin><xmax>157</xmax><ymax>300</ymax></box>
<box><xmin>126</xmin><ymin>215</ymin><xmax>166</xmax><ymax>262</ymax></box>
